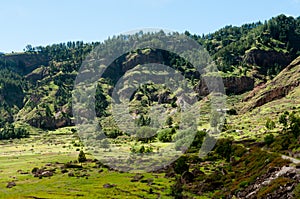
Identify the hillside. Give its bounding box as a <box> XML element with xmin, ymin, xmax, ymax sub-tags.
<box><xmin>0</xmin><ymin>14</ymin><xmax>300</xmax><ymax>198</ymax></box>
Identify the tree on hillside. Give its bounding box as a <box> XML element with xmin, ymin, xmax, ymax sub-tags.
<box><xmin>78</xmin><ymin>150</ymin><xmax>87</xmax><ymax>163</ymax></box>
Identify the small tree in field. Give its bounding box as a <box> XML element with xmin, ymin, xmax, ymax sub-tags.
<box><xmin>78</xmin><ymin>150</ymin><xmax>87</xmax><ymax>163</ymax></box>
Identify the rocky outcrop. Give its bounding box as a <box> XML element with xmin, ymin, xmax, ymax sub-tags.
<box><xmin>242</xmin><ymin>56</ymin><xmax>300</xmax><ymax>111</ymax></box>
<box><xmin>26</xmin><ymin>105</ymin><xmax>73</xmax><ymax>130</ymax></box>
<box><xmin>103</xmin><ymin>49</ymin><xmax>200</xmax><ymax>84</ymax></box>
<box><xmin>244</xmin><ymin>49</ymin><xmax>293</xmax><ymax>72</ymax></box>
<box><xmin>195</xmin><ymin>76</ymin><xmax>254</xmax><ymax>96</ymax></box>
<box><xmin>25</xmin><ymin>66</ymin><xmax>50</xmax><ymax>82</ymax></box>
<box><xmin>1</xmin><ymin>53</ymin><xmax>50</xmax><ymax>75</ymax></box>
<box><xmin>223</xmin><ymin>76</ymin><xmax>254</xmax><ymax>94</ymax></box>
<box><xmin>236</xmin><ymin>166</ymin><xmax>300</xmax><ymax>199</ymax></box>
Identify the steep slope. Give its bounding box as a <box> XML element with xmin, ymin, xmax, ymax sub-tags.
<box><xmin>242</xmin><ymin>56</ymin><xmax>300</xmax><ymax>112</ymax></box>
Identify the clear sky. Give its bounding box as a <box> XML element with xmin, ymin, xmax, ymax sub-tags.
<box><xmin>1</xmin><ymin>0</ymin><xmax>300</xmax><ymax>53</ymax></box>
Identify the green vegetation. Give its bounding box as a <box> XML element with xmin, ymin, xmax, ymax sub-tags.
<box><xmin>0</xmin><ymin>14</ymin><xmax>299</xmax><ymax>198</ymax></box>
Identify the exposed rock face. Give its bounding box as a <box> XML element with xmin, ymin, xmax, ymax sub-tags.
<box><xmin>223</xmin><ymin>76</ymin><xmax>255</xmax><ymax>94</ymax></box>
<box><xmin>26</xmin><ymin>106</ymin><xmax>73</xmax><ymax>130</ymax></box>
<box><xmin>1</xmin><ymin>53</ymin><xmax>50</xmax><ymax>75</ymax></box>
<box><xmin>236</xmin><ymin>166</ymin><xmax>300</xmax><ymax>199</ymax></box>
<box><xmin>245</xmin><ymin>83</ymin><xmax>299</xmax><ymax>108</ymax></box>
<box><xmin>243</xmin><ymin>56</ymin><xmax>300</xmax><ymax>111</ymax></box>
<box><xmin>195</xmin><ymin>76</ymin><xmax>254</xmax><ymax>96</ymax></box>
<box><xmin>103</xmin><ymin>49</ymin><xmax>200</xmax><ymax>84</ymax></box>
<box><xmin>244</xmin><ymin>49</ymin><xmax>293</xmax><ymax>72</ymax></box>
<box><xmin>25</xmin><ymin>66</ymin><xmax>50</xmax><ymax>82</ymax></box>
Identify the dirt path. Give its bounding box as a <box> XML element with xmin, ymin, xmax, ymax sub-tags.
<box><xmin>281</xmin><ymin>155</ymin><xmax>300</xmax><ymax>164</ymax></box>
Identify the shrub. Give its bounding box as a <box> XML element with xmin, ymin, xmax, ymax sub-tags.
<box><xmin>104</xmin><ymin>129</ymin><xmax>122</xmax><ymax>138</ymax></box>
<box><xmin>130</xmin><ymin>144</ymin><xmax>153</xmax><ymax>154</ymax></box>
<box><xmin>157</xmin><ymin>128</ymin><xmax>174</xmax><ymax>142</ymax></box>
<box><xmin>264</xmin><ymin>134</ymin><xmax>275</xmax><ymax>146</ymax></box>
<box><xmin>227</xmin><ymin>108</ymin><xmax>238</xmax><ymax>115</ymax></box>
<box><xmin>265</xmin><ymin>118</ymin><xmax>275</xmax><ymax>130</ymax></box>
<box><xmin>174</xmin><ymin>156</ymin><xmax>189</xmax><ymax>174</ymax></box>
<box><xmin>136</xmin><ymin>126</ymin><xmax>157</xmax><ymax>143</ymax></box>
<box><xmin>214</xmin><ymin>138</ymin><xmax>233</xmax><ymax>162</ymax></box>
<box><xmin>238</xmin><ymin>181</ymin><xmax>249</xmax><ymax>188</ymax></box>
<box><xmin>78</xmin><ymin>150</ymin><xmax>87</xmax><ymax>163</ymax></box>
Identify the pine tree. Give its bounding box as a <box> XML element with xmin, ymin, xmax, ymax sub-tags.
<box><xmin>78</xmin><ymin>150</ymin><xmax>87</xmax><ymax>163</ymax></box>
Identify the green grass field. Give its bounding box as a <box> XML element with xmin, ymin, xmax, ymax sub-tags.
<box><xmin>0</xmin><ymin>128</ymin><xmax>174</xmax><ymax>199</ymax></box>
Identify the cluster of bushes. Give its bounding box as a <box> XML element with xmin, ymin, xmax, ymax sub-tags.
<box><xmin>130</xmin><ymin>144</ymin><xmax>153</xmax><ymax>154</ymax></box>
<box><xmin>264</xmin><ymin>111</ymin><xmax>300</xmax><ymax>151</ymax></box>
<box><xmin>157</xmin><ymin>128</ymin><xmax>175</xmax><ymax>142</ymax></box>
<box><xmin>0</xmin><ymin>124</ymin><xmax>29</xmax><ymax>140</ymax></box>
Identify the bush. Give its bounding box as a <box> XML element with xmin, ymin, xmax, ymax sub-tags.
<box><xmin>130</xmin><ymin>144</ymin><xmax>153</xmax><ymax>154</ymax></box>
<box><xmin>191</xmin><ymin>130</ymin><xmax>206</xmax><ymax>148</ymax></box>
<box><xmin>227</xmin><ymin>108</ymin><xmax>238</xmax><ymax>115</ymax></box>
<box><xmin>157</xmin><ymin>128</ymin><xmax>174</xmax><ymax>142</ymax></box>
<box><xmin>78</xmin><ymin>150</ymin><xmax>87</xmax><ymax>163</ymax></box>
<box><xmin>104</xmin><ymin>129</ymin><xmax>122</xmax><ymax>139</ymax></box>
<box><xmin>265</xmin><ymin>118</ymin><xmax>275</xmax><ymax>130</ymax></box>
<box><xmin>136</xmin><ymin>126</ymin><xmax>157</xmax><ymax>143</ymax></box>
<box><xmin>214</xmin><ymin>138</ymin><xmax>233</xmax><ymax>162</ymax></box>
<box><xmin>174</xmin><ymin>156</ymin><xmax>189</xmax><ymax>174</ymax></box>
<box><xmin>238</xmin><ymin>181</ymin><xmax>249</xmax><ymax>188</ymax></box>
<box><xmin>264</xmin><ymin>134</ymin><xmax>275</xmax><ymax>146</ymax></box>
<box><xmin>0</xmin><ymin>124</ymin><xmax>29</xmax><ymax>140</ymax></box>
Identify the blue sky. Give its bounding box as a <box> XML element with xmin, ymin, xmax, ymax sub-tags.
<box><xmin>1</xmin><ymin>0</ymin><xmax>300</xmax><ymax>53</ymax></box>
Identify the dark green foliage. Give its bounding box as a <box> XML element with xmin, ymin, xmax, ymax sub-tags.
<box><xmin>165</xmin><ymin>116</ymin><xmax>173</xmax><ymax>127</ymax></box>
<box><xmin>189</xmin><ymin>14</ymin><xmax>300</xmax><ymax>75</ymax></box>
<box><xmin>278</xmin><ymin>111</ymin><xmax>300</xmax><ymax>138</ymax></box>
<box><xmin>0</xmin><ymin>69</ymin><xmax>26</xmax><ymax>111</ymax></box>
<box><xmin>189</xmin><ymin>130</ymin><xmax>206</xmax><ymax>150</ymax></box>
<box><xmin>135</xmin><ymin>126</ymin><xmax>157</xmax><ymax>143</ymax></box>
<box><xmin>265</xmin><ymin>118</ymin><xmax>275</xmax><ymax>130</ymax></box>
<box><xmin>279</xmin><ymin>112</ymin><xmax>288</xmax><ymax>127</ymax></box>
<box><xmin>288</xmin><ymin>112</ymin><xmax>300</xmax><ymax>138</ymax></box>
<box><xmin>264</xmin><ymin>134</ymin><xmax>275</xmax><ymax>146</ymax></box>
<box><xmin>78</xmin><ymin>150</ymin><xmax>87</xmax><ymax>163</ymax></box>
<box><xmin>157</xmin><ymin>128</ymin><xmax>175</xmax><ymax>142</ymax></box>
<box><xmin>227</xmin><ymin>108</ymin><xmax>238</xmax><ymax>115</ymax></box>
<box><xmin>104</xmin><ymin>129</ymin><xmax>122</xmax><ymax>139</ymax></box>
<box><xmin>0</xmin><ymin>124</ymin><xmax>29</xmax><ymax>140</ymax></box>
<box><xmin>135</xmin><ymin>115</ymin><xmax>151</xmax><ymax>127</ymax></box>
<box><xmin>214</xmin><ymin>138</ymin><xmax>233</xmax><ymax>162</ymax></box>
<box><xmin>130</xmin><ymin>144</ymin><xmax>153</xmax><ymax>154</ymax></box>
<box><xmin>174</xmin><ymin>156</ymin><xmax>189</xmax><ymax>175</ymax></box>
<box><xmin>95</xmin><ymin>85</ymin><xmax>108</xmax><ymax>117</ymax></box>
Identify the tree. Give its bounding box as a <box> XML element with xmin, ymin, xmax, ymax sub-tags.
<box><xmin>78</xmin><ymin>150</ymin><xmax>87</xmax><ymax>163</ymax></box>
<box><xmin>157</xmin><ymin>128</ymin><xmax>174</xmax><ymax>142</ymax></box>
<box><xmin>174</xmin><ymin>156</ymin><xmax>189</xmax><ymax>174</ymax></box>
<box><xmin>165</xmin><ymin>116</ymin><xmax>173</xmax><ymax>127</ymax></box>
<box><xmin>264</xmin><ymin>134</ymin><xmax>275</xmax><ymax>146</ymax></box>
<box><xmin>289</xmin><ymin>113</ymin><xmax>300</xmax><ymax>138</ymax></box>
<box><xmin>45</xmin><ymin>104</ymin><xmax>52</xmax><ymax>117</ymax></box>
<box><xmin>279</xmin><ymin>113</ymin><xmax>288</xmax><ymax>127</ymax></box>
<box><xmin>95</xmin><ymin>85</ymin><xmax>108</xmax><ymax>117</ymax></box>
<box><xmin>25</xmin><ymin>44</ymin><xmax>33</xmax><ymax>52</ymax></box>
<box><xmin>214</xmin><ymin>138</ymin><xmax>233</xmax><ymax>162</ymax></box>
<box><xmin>136</xmin><ymin>126</ymin><xmax>157</xmax><ymax>143</ymax></box>
<box><xmin>265</xmin><ymin>118</ymin><xmax>275</xmax><ymax>130</ymax></box>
